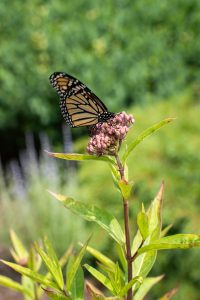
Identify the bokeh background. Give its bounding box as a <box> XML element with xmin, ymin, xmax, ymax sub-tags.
<box><xmin>0</xmin><ymin>1</ymin><xmax>200</xmax><ymax>299</ymax></box>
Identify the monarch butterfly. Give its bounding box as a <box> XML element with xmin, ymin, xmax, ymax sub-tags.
<box><xmin>49</xmin><ymin>72</ymin><xmax>115</xmax><ymax>128</ymax></box>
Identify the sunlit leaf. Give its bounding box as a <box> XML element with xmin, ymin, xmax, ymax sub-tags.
<box><xmin>0</xmin><ymin>260</ymin><xmax>58</xmax><ymax>290</ymax></box>
<box><xmin>21</xmin><ymin>276</ymin><xmax>34</xmax><ymax>300</ymax></box>
<box><xmin>134</xmin><ymin>275</ymin><xmax>164</xmax><ymax>300</ymax></box>
<box><xmin>45</xmin><ymin>151</ymin><xmax>115</xmax><ymax>165</ymax></box>
<box><xmin>10</xmin><ymin>230</ymin><xmax>28</xmax><ymax>262</ymax></box>
<box><xmin>138</xmin><ymin>234</ymin><xmax>200</xmax><ymax>254</ymax></box>
<box><xmin>43</xmin><ymin>288</ymin><xmax>70</xmax><ymax>300</ymax></box>
<box><xmin>147</xmin><ymin>182</ymin><xmax>164</xmax><ymax>240</ymax></box>
<box><xmin>71</xmin><ymin>266</ymin><xmax>84</xmax><ymax>300</ymax></box>
<box><xmin>0</xmin><ymin>275</ymin><xmax>31</xmax><ymax>297</ymax></box>
<box><xmin>137</xmin><ymin>210</ymin><xmax>149</xmax><ymax>240</ymax></box>
<box><xmin>66</xmin><ymin>238</ymin><xmax>89</xmax><ymax>291</ymax></box>
<box><xmin>122</xmin><ymin>118</ymin><xmax>175</xmax><ymax>163</ymax></box>
<box><xmin>80</xmin><ymin>243</ymin><xmax>115</xmax><ymax>271</ymax></box>
<box><xmin>84</xmin><ymin>264</ymin><xmax>114</xmax><ymax>294</ymax></box>
<box><xmin>116</xmin><ymin>244</ymin><xmax>126</xmax><ymax>273</ymax></box>
<box><xmin>119</xmin><ymin>276</ymin><xmax>143</xmax><ymax>297</ymax></box>
<box><xmin>49</xmin><ymin>191</ymin><xmax>125</xmax><ymax>245</ymax></box>
<box><xmin>35</xmin><ymin>242</ymin><xmax>64</xmax><ymax>290</ymax></box>
<box><xmin>132</xmin><ymin>183</ymin><xmax>164</xmax><ymax>294</ymax></box>
<box><xmin>118</xmin><ymin>180</ymin><xmax>134</xmax><ymax>200</ymax></box>
<box><xmin>161</xmin><ymin>224</ymin><xmax>173</xmax><ymax>238</ymax></box>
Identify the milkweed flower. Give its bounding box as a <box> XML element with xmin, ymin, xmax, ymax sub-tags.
<box><xmin>87</xmin><ymin>112</ymin><xmax>135</xmax><ymax>156</ymax></box>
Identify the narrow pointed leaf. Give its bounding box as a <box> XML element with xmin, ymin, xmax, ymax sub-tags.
<box><xmin>49</xmin><ymin>191</ymin><xmax>125</xmax><ymax>245</ymax></box>
<box><xmin>118</xmin><ymin>180</ymin><xmax>134</xmax><ymax>200</ymax></box>
<box><xmin>158</xmin><ymin>287</ymin><xmax>178</xmax><ymax>300</ymax></box>
<box><xmin>132</xmin><ymin>183</ymin><xmax>164</xmax><ymax>294</ymax></box>
<box><xmin>44</xmin><ymin>289</ymin><xmax>70</xmax><ymax>300</ymax></box>
<box><xmin>0</xmin><ymin>260</ymin><xmax>58</xmax><ymax>290</ymax></box>
<box><xmin>37</xmin><ymin>246</ymin><xmax>73</xmax><ymax>299</ymax></box>
<box><xmin>35</xmin><ymin>243</ymin><xmax>64</xmax><ymax>290</ymax></box>
<box><xmin>122</xmin><ymin>118</ymin><xmax>175</xmax><ymax>162</ymax></box>
<box><xmin>66</xmin><ymin>238</ymin><xmax>89</xmax><ymax>291</ymax></box>
<box><xmin>28</xmin><ymin>246</ymin><xmax>42</xmax><ymax>272</ymax></box>
<box><xmin>59</xmin><ymin>246</ymin><xmax>73</xmax><ymax>268</ymax></box>
<box><xmin>80</xmin><ymin>243</ymin><xmax>115</xmax><ymax>270</ymax></box>
<box><xmin>116</xmin><ymin>244</ymin><xmax>126</xmax><ymax>273</ymax></box>
<box><xmin>0</xmin><ymin>275</ymin><xmax>31</xmax><ymax>296</ymax></box>
<box><xmin>161</xmin><ymin>224</ymin><xmax>173</xmax><ymax>238</ymax></box>
<box><xmin>10</xmin><ymin>230</ymin><xmax>28</xmax><ymax>260</ymax></box>
<box><xmin>71</xmin><ymin>266</ymin><xmax>84</xmax><ymax>300</ymax></box>
<box><xmin>43</xmin><ymin>237</ymin><xmax>64</xmax><ymax>288</ymax></box>
<box><xmin>45</xmin><ymin>151</ymin><xmax>115</xmax><ymax>164</ymax></box>
<box><xmin>134</xmin><ymin>275</ymin><xmax>164</xmax><ymax>300</ymax></box>
<box><xmin>138</xmin><ymin>234</ymin><xmax>200</xmax><ymax>254</ymax></box>
<box><xmin>147</xmin><ymin>182</ymin><xmax>164</xmax><ymax>240</ymax></box>
<box><xmin>137</xmin><ymin>211</ymin><xmax>149</xmax><ymax>240</ymax></box>
<box><xmin>119</xmin><ymin>276</ymin><xmax>143</xmax><ymax>296</ymax></box>
<box><xmin>21</xmin><ymin>276</ymin><xmax>34</xmax><ymax>300</ymax></box>
<box><xmin>84</xmin><ymin>264</ymin><xmax>114</xmax><ymax>293</ymax></box>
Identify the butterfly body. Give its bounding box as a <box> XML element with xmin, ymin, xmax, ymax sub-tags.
<box><xmin>49</xmin><ymin>72</ymin><xmax>114</xmax><ymax>128</ymax></box>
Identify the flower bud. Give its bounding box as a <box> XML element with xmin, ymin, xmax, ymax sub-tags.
<box><xmin>87</xmin><ymin>112</ymin><xmax>135</xmax><ymax>156</ymax></box>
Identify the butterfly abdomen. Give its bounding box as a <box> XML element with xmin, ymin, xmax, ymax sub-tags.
<box><xmin>98</xmin><ymin>111</ymin><xmax>115</xmax><ymax>123</ymax></box>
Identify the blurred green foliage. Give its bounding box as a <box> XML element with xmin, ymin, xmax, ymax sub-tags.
<box><xmin>0</xmin><ymin>0</ymin><xmax>200</xmax><ymax>139</ymax></box>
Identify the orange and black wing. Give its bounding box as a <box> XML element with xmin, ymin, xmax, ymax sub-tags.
<box><xmin>49</xmin><ymin>72</ymin><xmax>114</xmax><ymax>127</ymax></box>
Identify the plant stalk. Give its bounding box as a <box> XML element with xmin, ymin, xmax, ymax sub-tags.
<box><xmin>115</xmin><ymin>154</ymin><xmax>132</xmax><ymax>300</ymax></box>
<box><xmin>124</xmin><ymin>199</ymin><xmax>133</xmax><ymax>300</ymax></box>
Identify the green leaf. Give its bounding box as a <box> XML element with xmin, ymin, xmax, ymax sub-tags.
<box><xmin>0</xmin><ymin>275</ymin><xmax>31</xmax><ymax>297</ymax></box>
<box><xmin>43</xmin><ymin>289</ymin><xmax>70</xmax><ymax>300</ymax></box>
<box><xmin>147</xmin><ymin>182</ymin><xmax>164</xmax><ymax>240</ymax></box>
<box><xmin>116</xmin><ymin>244</ymin><xmax>126</xmax><ymax>273</ymax></box>
<box><xmin>10</xmin><ymin>229</ymin><xmax>28</xmax><ymax>262</ymax></box>
<box><xmin>81</xmin><ymin>243</ymin><xmax>116</xmax><ymax>271</ymax></box>
<box><xmin>66</xmin><ymin>238</ymin><xmax>89</xmax><ymax>291</ymax></box>
<box><xmin>45</xmin><ymin>151</ymin><xmax>115</xmax><ymax>165</ymax></box>
<box><xmin>118</xmin><ymin>180</ymin><xmax>134</xmax><ymax>200</ymax></box>
<box><xmin>49</xmin><ymin>191</ymin><xmax>125</xmax><ymax>245</ymax></box>
<box><xmin>44</xmin><ymin>237</ymin><xmax>64</xmax><ymax>287</ymax></box>
<box><xmin>35</xmin><ymin>242</ymin><xmax>64</xmax><ymax>290</ymax></box>
<box><xmin>0</xmin><ymin>260</ymin><xmax>58</xmax><ymax>290</ymax></box>
<box><xmin>134</xmin><ymin>275</ymin><xmax>164</xmax><ymax>300</ymax></box>
<box><xmin>138</xmin><ymin>234</ymin><xmax>200</xmax><ymax>254</ymax></box>
<box><xmin>119</xmin><ymin>276</ymin><xmax>143</xmax><ymax>297</ymax></box>
<box><xmin>59</xmin><ymin>246</ymin><xmax>73</xmax><ymax>268</ymax></box>
<box><xmin>158</xmin><ymin>287</ymin><xmax>179</xmax><ymax>300</ymax></box>
<box><xmin>161</xmin><ymin>224</ymin><xmax>173</xmax><ymax>238</ymax></box>
<box><xmin>21</xmin><ymin>276</ymin><xmax>34</xmax><ymax>300</ymax></box>
<box><xmin>137</xmin><ymin>210</ymin><xmax>149</xmax><ymax>240</ymax></box>
<box><xmin>71</xmin><ymin>266</ymin><xmax>84</xmax><ymax>300</ymax></box>
<box><xmin>28</xmin><ymin>246</ymin><xmax>42</xmax><ymax>272</ymax></box>
<box><xmin>122</xmin><ymin>118</ymin><xmax>175</xmax><ymax>163</ymax></box>
<box><xmin>84</xmin><ymin>264</ymin><xmax>114</xmax><ymax>294</ymax></box>
<box><xmin>132</xmin><ymin>183</ymin><xmax>164</xmax><ymax>294</ymax></box>
<box><xmin>106</xmin><ymin>262</ymin><xmax>123</xmax><ymax>295</ymax></box>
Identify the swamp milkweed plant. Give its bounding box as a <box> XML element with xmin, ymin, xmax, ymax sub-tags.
<box><xmin>1</xmin><ymin>74</ymin><xmax>200</xmax><ymax>300</ymax></box>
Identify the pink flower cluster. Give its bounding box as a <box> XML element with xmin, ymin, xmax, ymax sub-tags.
<box><xmin>87</xmin><ymin>112</ymin><xmax>135</xmax><ymax>156</ymax></box>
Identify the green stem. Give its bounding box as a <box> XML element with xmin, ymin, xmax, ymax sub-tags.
<box><xmin>115</xmin><ymin>154</ymin><xmax>132</xmax><ymax>300</ymax></box>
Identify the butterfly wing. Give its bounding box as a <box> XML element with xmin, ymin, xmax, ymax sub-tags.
<box><xmin>49</xmin><ymin>72</ymin><xmax>111</xmax><ymax>127</ymax></box>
